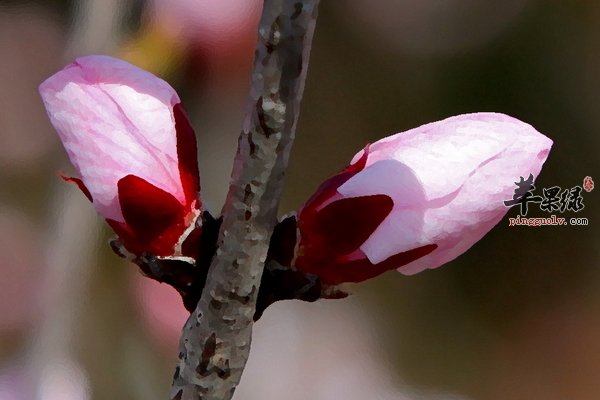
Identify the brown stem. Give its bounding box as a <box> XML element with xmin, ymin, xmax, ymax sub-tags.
<box><xmin>169</xmin><ymin>1</ymin><xmax>321</xmax><ymax>399</ymax></box>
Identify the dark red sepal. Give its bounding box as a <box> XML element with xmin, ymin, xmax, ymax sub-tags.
<box><xmin>106</xmin><ymin>218</ymin><xmax>137</xmax><ymax>251</ymax></box>
<box><xmin>342</xmin><ymin>244</ymin><xmax>438</xmax><ymax>283</ymax></box>
<box><xmin>59</xmin><ymin>173</ymin><xmax>93</xmax><ymax>202</ymax></box>
<box><xmin>301</xmin><ymin>144</ymin><xmax>370</xmax><ymax>211</ymax></box>
<box><xmin>173</xmin><ymin>103</ymin><xmax>201</xmax><ymax>205</ymax></box>
<box><xmin>117</xmin><ymin>175</ymin><xmax>185</xmax><ymax>255</ymax></box>
<box><xmin>301</xmin><ymin>194</ymin><xmax>393</xmax><ymax>257</ymax></box>
<box><xmin>296</xmin><ymin>244</ymin><xmax>438</xmax><ymax>285</ymax></box>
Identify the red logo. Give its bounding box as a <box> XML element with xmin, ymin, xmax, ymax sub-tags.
<box><xmin>583</xmin><ymin>176</ymin><xmax>594</xmax><ymax>193</ymax></box>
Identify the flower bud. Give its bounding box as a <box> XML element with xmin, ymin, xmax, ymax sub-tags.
<box><xmin>39</xmin><ymin>55</ymin><xmax>201</xmax><ymax>257</ymax></box>
<box><xmin>295</xmin><ymin>113</ymin><xmax>552</xmax><ymax>284</ymax></box>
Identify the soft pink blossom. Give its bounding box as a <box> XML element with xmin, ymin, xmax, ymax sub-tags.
<box><xmin>39</xmin><ymin>55</ymin><xmax>201</xmax><ymax>256</ymax></box>
<box><xmin>295</xmin><ymin>113</ymin><xmax>552</xmax><ymax>283</ymax></box>
<box><xmin>153</xmin><ymin>0</ymin><xmax>261</xmax><ymax>44</ymax></box>
<box><xmin>151</xmin><ymin>0</ymin><xmax>262</xmax><ymax>74</ymax></box>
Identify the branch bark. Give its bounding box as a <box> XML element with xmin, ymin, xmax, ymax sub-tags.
<box><xmin>169</xmin><ymin>1</ymin><xmax>320</xmax><ymax>399</ymax></box>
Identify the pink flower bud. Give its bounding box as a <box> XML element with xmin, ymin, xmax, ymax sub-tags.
<box><xmin>295</xmin><ymin>113</ymin><xmax>552</xmax><ymax>284</ymax></box>
<box><xmin>39</xmin><ymin>55</ymin><xmax>201</xmax><ymax>257</ymax></box>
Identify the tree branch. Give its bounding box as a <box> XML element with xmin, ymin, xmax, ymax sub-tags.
<box><xmin>169</xmin><ymin>1</ymin><xmax>320</xmax><ymax>399</ymax></box>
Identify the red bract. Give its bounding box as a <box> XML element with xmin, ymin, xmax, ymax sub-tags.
<box><xmin>295</xmin><ymin>113</ymin><xmax>553</xmax><ymax>284</ymax></box>
<box><xmin>295</xmin><ymin>147</ymin><xmax>437</xmax><ymax>285</ymax></box>
<box><xmin>39</xmin><ymin>55</ymin><xmax>201</xmax><ymax>257</ymax></box>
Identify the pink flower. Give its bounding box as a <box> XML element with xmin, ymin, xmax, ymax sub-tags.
<box><xmin>39</xmin><ymin>55</ymin><xmax>201</xmax><ymax>257</ymax></box>
<box><xmin>295</xmin><ymin>113</ymin><xmax>552</xmax><ymax>284</ymax></box>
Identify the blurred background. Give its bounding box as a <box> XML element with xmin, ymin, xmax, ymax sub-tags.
<box><xmin>0</xmin><ymin>0</ymin><xmax>598</xmax><ymax>399</ymax></box>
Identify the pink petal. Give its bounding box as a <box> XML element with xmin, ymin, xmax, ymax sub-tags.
<box><xmin>341</xmin><ymin>113</ymin><xmax>552</xmax><ymax>272</ymax></box>
<box><xmin>39</xmin><ymin>55</ymin><xmax>185</xmax><ymax>222</ymax></box>
<box><xmin>173</xmin><ymin>103</ymin><xmax>201</xmax><ymax>203</ymax></box>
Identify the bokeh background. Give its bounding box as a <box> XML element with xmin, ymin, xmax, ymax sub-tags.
<box><xmin>0</xmin><ymin>0</ymin><xmax>599</xmax><ymax>399</ymax></box>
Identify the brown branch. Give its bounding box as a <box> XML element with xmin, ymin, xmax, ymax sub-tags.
<box><xmin>169</xmin><ymin>1</ymin><xmax>321</xmax><ymax>399</ymax></box>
